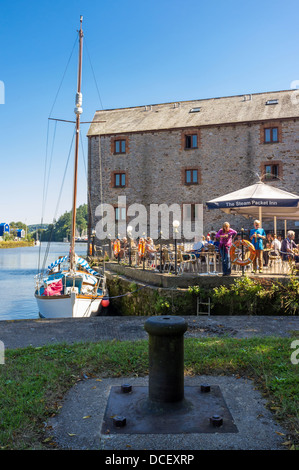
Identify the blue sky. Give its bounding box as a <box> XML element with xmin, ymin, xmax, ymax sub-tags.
<box><xmin>0</xmin><ymin>0</ymin><xmax>299</xmax><ymax>225</ymax></box>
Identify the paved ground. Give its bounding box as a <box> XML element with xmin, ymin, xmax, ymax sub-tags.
<box><xmin>47</xmin><ymin>374</ymin><xmax>289</xmax><ymax>451</ymax></box>
<box><xmin>1</xmin><ymin>315</ymin><xmax>298</xmax><ymax>349</ymax></box>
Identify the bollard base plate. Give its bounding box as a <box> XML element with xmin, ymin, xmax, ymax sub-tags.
<box><xmin>102</xmin><ymin>385</ymin><xmax>238</xmax><ymax>434</ymax></box>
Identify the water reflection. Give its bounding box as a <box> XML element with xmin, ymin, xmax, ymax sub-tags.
<box><xmin>0</xmin><ymin>243</ymin><xmax>87</xmax><ymax>321</ymax></box>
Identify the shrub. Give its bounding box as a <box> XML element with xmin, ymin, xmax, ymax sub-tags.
<box><xmin>211</xmin><ymin>276</ymin><xmax>294</xmax><ymax>315</ymax></box>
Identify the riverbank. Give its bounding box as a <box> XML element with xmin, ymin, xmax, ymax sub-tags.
<box><xmin>103</xmin><ymin>264</ymin><xmax>299</xmax><ymax>316</ymax></box>
<box><xmin>0</xmin><ymin>240</ymin><xmax>35</xmax><ymax>249</ymax></box>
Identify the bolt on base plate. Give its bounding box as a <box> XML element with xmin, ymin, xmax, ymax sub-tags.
<box><xmin>102</xmin><ymin>385</ymin><xmax>238</xmax><ymax>435</ymax></box>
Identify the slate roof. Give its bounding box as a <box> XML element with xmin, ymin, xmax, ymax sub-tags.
<box><xmin>87</xmin><ymin>89</ymin><xmax>299</xmax><ymax>136</ymax></box>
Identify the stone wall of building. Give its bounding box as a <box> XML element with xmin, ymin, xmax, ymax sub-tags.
<box><xmin>88</xmin><ymin>118</ymin><xmax>299</xmax><ymax>241</ymax></box>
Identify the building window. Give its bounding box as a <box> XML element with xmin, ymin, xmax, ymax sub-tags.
<box><xmin>185</xmin><ymin>169</ymin><xmax>198</xmax><ymax>184</ymax></box>
<box><xmin>264</xmin><ymin>127</ymin><xmax>278</xmax><ymax>143</ymax></box>
<box><xmin>114</xmin><ymin>140</ymin><xmax>126</xmax><ymax>154</ymax></box>
<box><xmin>115</xmin><ymin>207</ymin><xmax>126</xmax><ymax>221</ymax></box>
<box><xmin>184</xmin><ymin>204</ymin><xmax>198</xmax><ymax>222</ymax></box>
<box><xmin>264</xmin><ymin>164</ymin><xmax>279</xmax><ymax>180</ymax></box>
<box><xmin>185</xmin><ymin>134</ymin><xmax>198</xmax><ymax>149</ymax></box>
<box><xmin>114</xmin><ymin>173</ymin><xmax>126</xmax><ymax>187</ymax></box>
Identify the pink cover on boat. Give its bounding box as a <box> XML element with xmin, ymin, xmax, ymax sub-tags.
<box><xmin>43</xmin><ymin>279</ymin><xmax>63</xmax><ymax>296</ymax></box>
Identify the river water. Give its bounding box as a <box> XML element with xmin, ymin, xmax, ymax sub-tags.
<box><xmin>0</xmin><ymin>242</ymin><xmax>88</xmax><ymax>321</ymax></box>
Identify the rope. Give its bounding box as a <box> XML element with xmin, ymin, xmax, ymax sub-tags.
<box><xmin>39</xmin><ymin>130</ymin><xmax>76</xmax><ymax>275</ymax></box>
<box><xmin>102</xmin><ymin>282</ymin><xmax>182</xmax><ymax>300</ymax></box>
<box><xmin>44</xmin><ymin>120</ymin><xmax>57</xmax><ymax>213</ymax></box>
<box><xmin>79</xmin><ymin>283</ymin><xmax>181</xmax><ymax>317</ymax></box>
<box><xmin>48</xmin><ymin>34</ymin><xmax>78</xmax><ymax>118</ymax></box>
<box><xmin>98</xmin><ymin>133</ymin><xmax>104</xmax><ymax>236</ymax></box>
<box><xmin>84</xmin><ymin>38</ymin><xmax>104</xmax><ymax>110</ymax></box>
<box><xmin>80</xmin><ymin>130</ymin><xmax>94</xmax><ymax>229</ymax></box>
<box><xmin>106</xmin><ymin>283</ymin><xmax>152</xmax><ymax>300</ymax></box>
<box><xmin>38</xmin><ymin>33</ymin><xmax>78</xmax><ymax>274</ymax></box>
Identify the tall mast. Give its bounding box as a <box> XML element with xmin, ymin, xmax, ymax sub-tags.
<box><xmin>70</xmin><ymin>16</ymin><xmax>83</xmax><ymax>272</ymax></box>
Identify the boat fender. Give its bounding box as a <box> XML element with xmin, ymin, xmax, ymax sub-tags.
<box><xmin>101</xmin><ymin>298</ymin><xmax>109</xmax><ymax>308</ymax></box>
<box><xmin>138</xmin><ymin>238</ymin><xmax>145</xmax><ymax>257</ymax></box>
<box><xmin>113</xmin><ymin>239</ymin><xmax>121</xmax><ymax>256</ymax></box>
<box><xmin>88</xmin><ymin>242</ymin><xmax>93</xmax><ymax>256</ymax></box>
<box><xmin>230</xmin><ymin>239</ymin><xmax>256</xmax><ymax>266</ymax></box>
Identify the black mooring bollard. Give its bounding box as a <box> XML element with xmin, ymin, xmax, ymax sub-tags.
<box><xmin>144</xmin><ymin>316</ymin><xmax>188</xmax><ymax>403</ymax></box>
<box><xmin>102</xmin><ymin>314</ymin><xmax>238</xmax><ymax>434</ymax></box>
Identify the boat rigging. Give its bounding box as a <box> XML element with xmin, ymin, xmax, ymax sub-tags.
<box><xmin>34</xmin><ymin>16</ymin><xmax>108</xmax><ymax>318</ymax></box>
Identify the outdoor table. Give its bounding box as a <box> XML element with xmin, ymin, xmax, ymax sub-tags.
<box><xmin>198</xmin><ymin>250</ymin><xmax>218</xmax><ymax>275</ymax></box>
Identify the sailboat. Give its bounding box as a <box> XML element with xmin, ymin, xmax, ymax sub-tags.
<box><xmin>35</xmin><ymin>17</ymin><xmax>108</xmax><ymax>318</ymax></box>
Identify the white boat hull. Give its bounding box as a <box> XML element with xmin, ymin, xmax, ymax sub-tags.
<box><xmin>35</xmin><ymin>290</ymin><xmax>103</xmax><ymax>318</ymax></box>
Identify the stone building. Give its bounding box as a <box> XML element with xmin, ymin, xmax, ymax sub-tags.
<box><xmin>87</xmin><ymin>89</ymin><xmax>299</xmax><ymax>242</ymax></box>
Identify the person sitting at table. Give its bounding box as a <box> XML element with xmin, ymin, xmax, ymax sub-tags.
<box><xmin>210</xmin><ymin>231</ymin><xmax>220</xmax><ymax>250</ymax></box>
<box><xmin>249</xmin><ymin>219</ymin><xmax>266</xmax><ymax>273</ymax></box>
<box><xmin>145</xmin><ymin>237</ymin><xmax>157</xmax><ymax>260</ymax></box>
<box><xmin>199</xmin><ymin>235</ymin><xmax>209</xmax><ymax>251</ymax></box>
<box><xmin>216</xmin><ymin>222</ymin><xmax>237</xmax><ymax>276</ymax></box>
<box><xmin>119</xmin><ymin>237</ymin><xmax>128</xmax><ymax>259</ymax></box>
<box><xmin>263</xmin><ymin>232</ymin><xmax>273</xmax><ymax>267</ymax></box>
<box><xmin>192</xmin><ymin>239</ymin><xmax>203</xmax><ymax>251</ymax></box>
<box><xmin>271</xmin><ymin>234</ymin><xmax>281</xmax><ymax>256</ymax></box>
<box><xmin>281</xmin><ymin>231</ymin><xmax>299</xmax><ymax>262</ymax></box>
<box><xmin>208</xmin><ymin>232</ymin><xmax>219</xmax><ymax>250</ymax></box>
<box><xmin>201</xmin><ymin>235</ymin><xmax>207</xmax><ymax>246</ymax></box>
<box><xmin>185</xmin><ymin>238</ymin><xmax>203</xmax><ymax>260</ymax></box>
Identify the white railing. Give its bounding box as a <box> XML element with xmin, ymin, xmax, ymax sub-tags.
<box><xmin>117</xmin><ymin>247</ymin><xmax>298</xmax><ymax>276</ymax></box>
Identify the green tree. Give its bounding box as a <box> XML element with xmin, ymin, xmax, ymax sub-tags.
<box><xmin>40</xmin><ymin>204</ymin><xmax>88</xmax><ymax>242</ymax></box>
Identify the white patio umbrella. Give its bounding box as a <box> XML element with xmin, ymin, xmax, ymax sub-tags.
<box><xmin>206</xmin><ymin>181</ymin><xmax>299</xmax><ymax>235</ymax></box>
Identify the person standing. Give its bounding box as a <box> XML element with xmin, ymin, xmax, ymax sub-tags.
<box><xmin>281</xmin><ymin>230</ymin><xmax>298</xmax><ymax>262</ymax></box>
<box><xmin>216</xmin><ymin>222</ymin><xmax>237</xmax><ymax>276</ymax></box>
<box><xmin>250</xmin><ymin>220</ymin><xmax>266</xmax><ymax>273</ymax></box>
<box><xmin>263</xmin><ymin>232</ymin><xmax>273</xmax><ymax>267</ymax></box>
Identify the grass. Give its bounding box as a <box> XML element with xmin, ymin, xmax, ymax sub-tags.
<box><xmin>0</xmin><ymin>241</ymin><xmax>34</xmax><ymax>249</ymax></box>
<box><xmin>0</xmin><ymin>337</ymin><xmax>298</xmax><ymax>450</ymax></box>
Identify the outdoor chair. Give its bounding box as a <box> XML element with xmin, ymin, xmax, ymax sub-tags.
<box><xmin>201</xmin><ymin>244</ymin><xmax>217</xmax><ymax>274</ymax></box>
<box><xmin>268</xmin><ymin>252</ymin><xmax>283</xmax><ymax>274</ymax></box>
<box><xmin>162</xmin><ymin>249</ymin><xmax>174</xmax><ymax>273</ymax></box>
<box><xmin>178</xmin><ymin>251</ymin><xmax>197</xmax><ymax>273</ymax></box>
